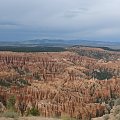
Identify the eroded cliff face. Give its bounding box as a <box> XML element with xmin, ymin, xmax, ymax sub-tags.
<box><xmin>0</xmin><ymin>49</ymin><xmax>120</xmax><ymax>120</ymax></box>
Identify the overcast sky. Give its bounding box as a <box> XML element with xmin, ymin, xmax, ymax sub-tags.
<box><xmin>0</xmin><ymin>0</ymin><xmax>120</xmax><ymax>41</ymax></box>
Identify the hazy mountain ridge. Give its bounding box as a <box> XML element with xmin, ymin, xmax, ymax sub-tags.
<box><xmin>0</xmin><ymin>39</ymin><xmax>120</xmax><ymax>49</ymax></box>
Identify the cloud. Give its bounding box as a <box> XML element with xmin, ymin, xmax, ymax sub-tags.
<box><xmin>0</xmin><ymin>0</ymin><xmax>120</xmax><ymax>41</ymax></box>
<box><xmin>0</xmin><ymin>21</ymin><xmax>21</xmax><ymax>27</ymax></box>
<box><xmin>63</xmin><ymin>8</ymin><xmax>89</xmax><ymax>18</ymax></box>
<box><xmin>0</xmin><ymin>22</ymin><xmax>17</xmax><ymax>26</ymax></box>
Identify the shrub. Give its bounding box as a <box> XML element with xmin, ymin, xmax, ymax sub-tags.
<box><xmin>114</xmin><ymin>106</ymin><xmax>120</xmax><ymax>115</ymax></box>
<box><xmin>62</xmin><ymin>117</ymin><xmax>70</xmax><ymax>120</ymax></box>
<box><xmin>0</xmin><ymin>80</ymin><xmax>11</xmax><ymax>87</ymax></box>
<box><xmin>115</xmin><ymin>98</ymin><xmax>120</xmax><ymax>106</ymax></box>
<box><xmin>2</xmin><ymin>111</ymin><xmax>19</xmax><ymax>118</ymax></box>
<box><xmin>28</xmin><ymin>107</ymin><xmax>40</xmax><ymax>116</ymax></box>
<box><xmin>7</xmin><ymin>95</ymin><xmax>16</xmax><ymax>111</ymax></box>
<box><xmin>92</xmin><ymin>70</ymin><xmax>113</xmax><ymax>80</ymax></box>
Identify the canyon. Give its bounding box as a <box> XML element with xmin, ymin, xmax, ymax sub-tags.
<box><xmin>0</xmin><ymin>46</ymin><xmax>120</xmax><ymax>120</ymax></box>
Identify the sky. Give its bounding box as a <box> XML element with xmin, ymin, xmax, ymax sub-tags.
<box><xmin>0</xmin><ymin>0</ymin><xmax>120</xmax><ymax>42</ymax></box>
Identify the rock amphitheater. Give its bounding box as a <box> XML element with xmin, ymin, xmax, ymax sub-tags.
<box><xmin>0</xmin><ymin>47</ymin><xmax>120</xmax><ymax>120</ymax></box>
